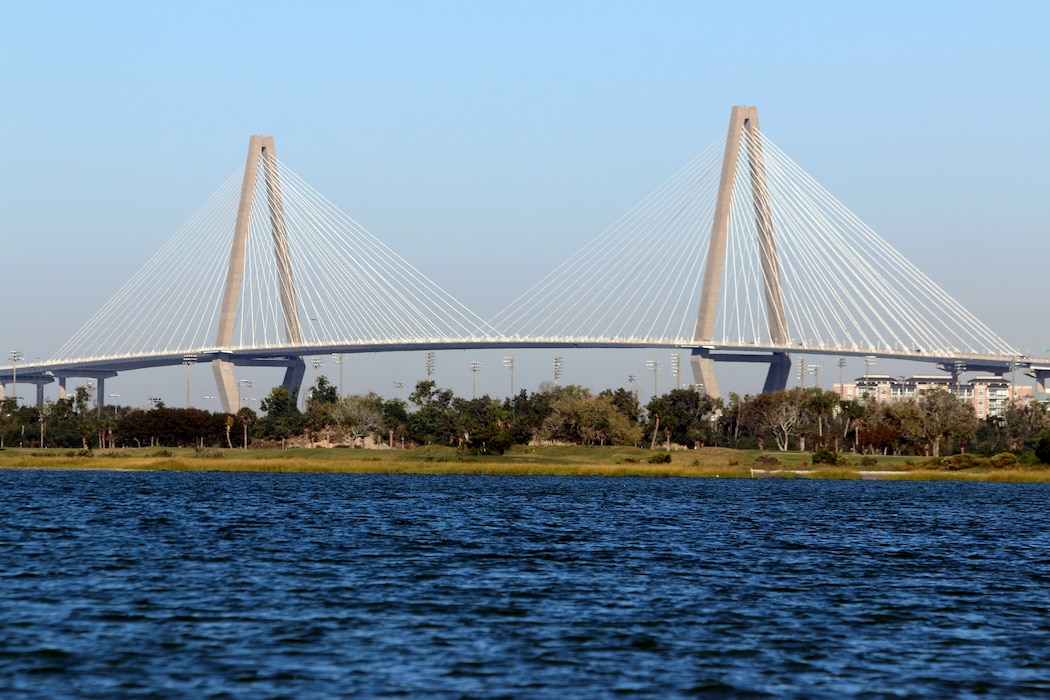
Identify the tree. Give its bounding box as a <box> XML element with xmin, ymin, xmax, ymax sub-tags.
<box><xmin>237</xmin><ymin>407</ymin><xmax>257</xmax><ymax>448</ymax></box>
<box><xmin>917</xmin><ymin>390</ymin><xmax>977</xmax><ymax>457</ymax></box>
<box><xmin>644</xmin><ymin>388</ymin><xmax>721</xmax><ymax>448</ymax></box>
<box><xmin>407</xmin><ymin>381</ymin><xmax>457</xmax><ymax>445</ymax></box>
<box><xmin>308</xmin><ymin>375</ymin><xmax>339</xmax><ymax>407</ymax></box>
<box><xmin>739</xmin><ymin>389</ymin><xmax>809</xmax><ymax>451</ymax></box>
<box><xmin>540</xmin><ymin>387</ymin><xmax>642</xmax><ymax>446</ymax></box>
<box><xmin>259</xmin><ymin>386</ymin><xmax>303</xmax><ymax>443</ymax></box>
<box><xmin>331</xmin><ymin>394</ymin><xmax>384</xmax><ymax>445</ymax></box>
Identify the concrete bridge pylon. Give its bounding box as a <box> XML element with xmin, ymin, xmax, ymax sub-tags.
<box><xmin>213</xmin><ymin>136</ymin><xmax>305</xmax><ymax>414</ymax></box>
<box><xmin>692</xmin><ymin>106</ymin><xmax>789</xmax><ymax>398</ymax></box>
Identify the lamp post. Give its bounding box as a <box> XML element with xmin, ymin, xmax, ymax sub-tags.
<box><xmin>798</xmin><ymin>357</ymin><xmax>806</xmax><ymax>388</ymax></box>
<box><xmin>863</xmin><ymin>355</ymin><xmax>876</xmax><ymax>398</ymax></box>
<box><xmin>809</xmin><ymin>364</ymin><xmax>821</xmax><ymax>389</ymax></box>
<box><xmin>628</xmin><ymin>374</ymin><xmax>637</xmax><ymax>398</ymax></box>
<box><xmin>182</xmin><ymin>354</ymin><xmax>197</xmax><ymax>409</ymax></box>
<box><xmin>332</xmin><ymin>353</ymin><xmax>346</xmax><ymax>398</ymax></box>
<box><xmin>503</xmin><ymin>356</ymin><xmax>517</xmax><ymax>397</ymax></box>
<box><xmin>237</xmin><ymin>379</ymin><xmax>254</xmax><ymax>411</ymax></box>
<box><xmin>469</xmin><ymin>361</ymin><xmax>482</xmax><ymax>399</ymax></box>
<box><xmin>9</xmin><ymin>351</ymin><xmax>23</xmax><ymax>407</ymax></box>
<box><xmin>309</xmin><ymin>357</ymin><xmax>324</xmax><ymax>408</ymax></box>
<box><xmin>426</xmin><ymin>352</ymin><xmax>436</xmax><ymax>380</ymax></box>
<box><xmin>671</xmin><ymin>353</ymin><xmax>681</xmax><ymax>390</ymax></box>
<box><xmin>646</xmin><ymin>360</ymin><xmax>660</xmax><ymax>398</ymax></box>
<box><xmin>553</xmin><ymin>356</ymin><xmax>564</xmax><ymax>388</ymax></box>
<box><xmin>838</xmin><ymin>358</ymin><xmax>847</xmax><ymax>398</ymax></box>
<box><xmin>393</xmin><ymin>380</ymin><xmax>403</xmax><ymax>401</ymax></box>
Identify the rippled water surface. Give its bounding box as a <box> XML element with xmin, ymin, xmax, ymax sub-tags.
<box><xmin>2</xmin><ymin>471</ymin><xmax>1049</xmax><ymax>698</ymax></box>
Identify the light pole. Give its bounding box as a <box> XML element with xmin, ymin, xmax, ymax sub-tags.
<box><xmin>646</xmin><ymin>360</ymin><xmax>660</xmax><ymax>398</ymax></box>
<box><xmin>503</xmin><ymin>356</ymin><xmax>517</xmax><ymax>397</ymax></box>
<box><xmin>237</xmin><ymin>379</ymin><xmax>254</xmax><ymax>411</ymax></box>
<box><xmin>671</xmin><ymin>353</ymin><xmax>681</xmax><ymax>390</ymax></box>
<box><xmin>332</xmin><ymin>353</ymin><xmax>346</xmax><ymax>398</ymax></box>
<box><xmin>469</xmin><ymin>361</ymin><xmax>482</xmax><ymax>399</ymax></box>
<box><xmin>147</xmin><ymin>396</ymin><xmax>162</xmax><ymax>410</ymax></box>
<box><xmin>863</xmin><ymin>355</ymin><xmax>876</xmax><ymax>398</ymax></box>
<box><xmin>308</xmin><ymin>356</ymin><xmax>321</xmax><ymax>405</ymax></box>
<box><xmin>798</xmin><ymin>357</ymin><xmax>806</xmax><ymax>388</ymax></box>
<box><xmin>425</xmin><ymin>351</ymin><xmax>436</xmax><ymax>380</ymax></box>
<box><xmin>182</xmin><ymin>354</ymin><xmax>196</xmax><ymax>409</ymax></box>
<box><xmin>9</xmin><ymin>351</ymin><xmax>23</xmax><ymax>406</ymax></box>
<box><xmin>628</xmin><ymin>374</ymin><xmax>637</xmax><ymax>398</ymax></box>
<box><xmin>393</xmin><ymin>380</ymin><xmax>403</xmax><ymax>401</ymax></box>
<box><xmin>838</xmin><ymin>358</ymin><xmax>847</xmax><ymax>398</ymax></box>
<box><xmin>553</xmin><ymin>356</ymin><xmax>564</xmax><ymax>387</ymax></box>
<box><xmin>809</xmin><ymin>364</ymin><xmax>821</xmax><ymax>389</ymax></box>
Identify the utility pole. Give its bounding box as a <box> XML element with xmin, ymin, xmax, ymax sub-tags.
<box><xmin>9</xmin><ymin>350</ymin><xmax>23</xmax><ymax>406</ymax></box>
<box><xmin>332</xmin><ymin>353</ymin><xmax>346</xmax><ymax>398</ymax></box>
<box><xmin>182</xmin><ymin>354</ymin><xmax>197</xmax><ymax>409</ymax></box>
<box><xmin>469</xmin><ymin>361</ymin><xmax>482</xmax><ymax>399</ymax></box>
<box><xmin>503</xmin><ymin>356</ymin><xmax>517</xmax><ymax>397</ymax></box>
<box><xmin>646</xmin><ymin>360</ymin><xmax>660</xmax><ymax>398</ymax></box>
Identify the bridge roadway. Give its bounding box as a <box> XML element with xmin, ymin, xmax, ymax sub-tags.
<box><xmin>0</xmin><ymin>339</ymin><xmax>1026</xmax><ymax>407</ymax></box>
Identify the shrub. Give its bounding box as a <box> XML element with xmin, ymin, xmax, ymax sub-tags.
<box><xmin>940</xmin><ymin>454</ymin><xmax>978</xmax><ymax>471</ymax></box>
<box><xmin>860</xmin><ymin>456</ymin><xmax>878</xmax><ymax>468</ymax></box>
<box><xmin>1035</xmin><ymin>433</ymin><xmax>1050</xmax><ymax>464</ymax></box>
<box><xmin>812</xmin><ymin>448</ymin><xmax>839</xmax><ymax>466</ymax></box>
<box><xmin>989</xmin><ymin>452</ymin><xmax>1018</xmax><ymax>469</ymax></box>
<box><xmin>754</xmin><ymin>455</ymin><xmax>780</xmax><ymax>467</ymax></box>
<box><xmin>648</xmin><ymin>452</ymin><xmax>672</xmax><ymax>464</ymax></box>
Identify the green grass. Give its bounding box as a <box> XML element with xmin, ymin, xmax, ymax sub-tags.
<box><xmin>2</xmin><ymin>445</ymin><xmax>1049</xmax><ymax>481</ymax></box>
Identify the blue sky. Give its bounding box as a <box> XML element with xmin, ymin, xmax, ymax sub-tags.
<box><xmin>2</xmin><ymin>1</ymin><xmax>1048</xmax><ymax>407</ymax></box>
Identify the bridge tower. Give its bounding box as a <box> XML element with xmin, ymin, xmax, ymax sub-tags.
<box><xmin>692</xmin><ymin>106</ymin><xmax>790</xmax><ymax>398</ymax></box>
<box><xmin>212</xmin><ymin>136</ymin><xmax>305</xmax><ymax>414</ymax></box>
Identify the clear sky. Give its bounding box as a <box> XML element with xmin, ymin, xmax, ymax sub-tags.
<box><xmin>1</xmin><ymin>1</ymin><xmax>1048</xmax><ymax>408</ymax></box>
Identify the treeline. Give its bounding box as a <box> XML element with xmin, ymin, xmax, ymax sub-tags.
<box><xmin>5</xmin><ymin>378</ymin><xmax>1050</xmax><ymax>461</ymax></box>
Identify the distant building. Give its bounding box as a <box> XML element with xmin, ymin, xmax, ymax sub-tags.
<box><xmin>833</xmin><ymin>374</ymin><xmax>1032</xmax><ymax>419</ymax></box>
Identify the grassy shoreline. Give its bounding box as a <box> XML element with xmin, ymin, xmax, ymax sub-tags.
<box><xmin>2</xmin><ymin>445</ymin><xmax>1049</xmax><ymax>482</ymax></box>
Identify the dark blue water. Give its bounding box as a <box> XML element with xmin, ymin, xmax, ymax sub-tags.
<box><xmin>2</xmin><ymin>471</ymin><xmax>1049</xmax><ymax>698</ymax></box>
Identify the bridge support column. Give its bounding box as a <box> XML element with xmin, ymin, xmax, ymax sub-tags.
<box><xmin>692</xmin><ymin>106</ymin><xmax>788</xmax><ymax>397</ymax></box>
<box><xmin>212</xmin><ymin>135</ymin><xmax>305</xmax><ymax>413</ymax></box>
<box><xmin>762</xmin><ymin>352</ymin><xmax>793</xmax><ymax>393</ymax></box>
<box><xmin>58</xmin><ymin>377</ymin><xmax>67</xmax><ymax>401</ymax></box>
<box><xmin>282</xmin><ymin>358</ymin><xmax>306</xmax><ymax>405</ymax></box>
<box><xmin>690</xmin><ymin>351</ymin><xmax>719</xmax><ymax>398</ymax></box>
<box><xmin>213</xmin><ymin>360</ymin><xmax>240</xmax><ymax>414</ymax></box>
<box><xmin>1025</xmin><ymin>367</ymin><xmax>1050</xmax><ymax>395</ymax></box>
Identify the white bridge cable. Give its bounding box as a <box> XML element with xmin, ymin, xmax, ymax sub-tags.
<box><xmin>490</xmin><ymin>138</ymin><xmax>725</xmax><ymax>340</ymax></box>
<box><xmin>52</xmin><ymin>125</ymin><xmax>1018</xmax><ymax>366</ymax></box>
<box><xmin>701</xmin><ymin>129</ymin><xmax>1018</xmax><ymax>357</ymax></box>
<box><xmin>52</xmin><ymin>170</ymin><xmax>243</xmax><ymax>361</ymax></box>
<box><xmin>52</xmin><ymin>152</ymin><xmax>497</xmax><ymax>363</ymax></box>
<box><xmin>269</xmin><ymin>160</ymin><xmax>495</xmax><ymax>342</ymax></box>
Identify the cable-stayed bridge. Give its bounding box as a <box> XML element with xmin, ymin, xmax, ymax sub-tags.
<box><xmin>1</xmin><ymin>107</ymin><xmax>1028</xmax><ymax>412</ymax></box>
